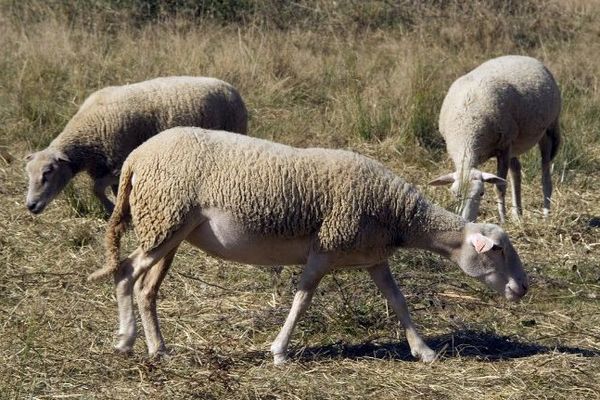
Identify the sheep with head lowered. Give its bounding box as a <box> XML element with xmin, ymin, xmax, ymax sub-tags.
<box><xmin>25</xmin><ymin>76</ymin><xmax>247</xmax><ymax>215</ymax></box>
<box><xmin>430</xmin><ymin>55</ymin><xmax>561</xmax><ymax>222</ymax></box>
<box><xmin>89</xmin><ymin>127</ymin><xmax>529</xmax><ymax>364</ymax></box>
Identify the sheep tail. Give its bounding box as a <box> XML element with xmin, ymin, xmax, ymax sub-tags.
<box><xmin>547</xmin><ymin>119</ymin><xmax>561</xmax><ymax>161</ymax></box>
<box><xmin>87</xmin><ymin>164</ymin><xmax>134</xmax><ymax>282</ymax></box>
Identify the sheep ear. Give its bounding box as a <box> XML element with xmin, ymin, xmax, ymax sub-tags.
<box><xmin>429</xmin><ymin>173</ymin><xmax>456</xmax><ymax>186</ymax></box>
<box><xmin>54</xmin><ymin>152</ymin><xmax>70</xmax><ymax>164</ymax></box>
<box><xmin>469</xmin><ymin>232</ymin><xmax>495</xmax><ymax>253</ymax></box>
<box><xmin>481</xmin><ymin>172</ymin><xmax>506</xmax><ymax>185</ymax></box>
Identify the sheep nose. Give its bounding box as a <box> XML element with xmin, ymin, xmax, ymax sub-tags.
<box><xmin>507</xmin><ymin>279</ymin><xmax>528</xmax><ymax>300</ymax></box>
<box><xmin>27</xmin><ymin>201</ymin><xmax>39</xmax><ymax>214</ymax></box>
<box><xmin>514</xmin><ymin>281</ymin><xmax>528</xmax><ymax>297</ymax></box>
<box><xmin>522</xmin><ymin>275</ymin><xmax>529</xmax><ymax>291</ymax></box>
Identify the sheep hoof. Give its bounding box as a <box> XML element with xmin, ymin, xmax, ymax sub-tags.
<box><xmin>511</xmin><ymin>211</ymin><xmax>523</xmax><ymax>223</ymax></box>
<box><xmin>114</xmin><ymin>343</ymin><xmax>133</xmax><ymax>355</ymax></box>
<box><xmin>114</xmin><ymin>336</ymin><xmax>135</xmax><ymax>354</ymax></box>
<box><xmin>149</xmin><ymin>348</ymin><xmax>170</xmax><ymax>360</ymax></box>
<box><xmin>272</xmin><ymin>352</ymin><xmax>288</xmax><ymax>366</ymax></box>
<box><xmin>412</xmin><ymin>347</ymin><xmax>436</xmax><ymax>363</ymax></box>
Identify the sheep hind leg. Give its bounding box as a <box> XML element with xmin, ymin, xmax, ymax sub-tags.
<box><xmin>539</xmin><ymin>136</ymin><xmax>554</xmax><ymax>218</ymax></box>
<box><xmin>114</xmin><ymin>248</ymin><xmax>142</xmax><ymax>354</ymax></box>
<box><xmin>270</xmin><ymin>253</ymin><xmax>330</xmax><ymax>365</ymax></box>
<box><xmin>368</xmin><ymin>262</ymin><xmax>435</xmax><ymax>362</ymax></box>
<box><xmin>134</xmin><ymin>245</ymin><xmax>179</xmax><ymax>357</ymax></box>
<box><xmin>509</xmin><ymin>157</ymin><xmax>523</xmax><ymax>221</ymax></box>
<box><xmin>494</xmin><ymin>151</ymin><xmax>510</xmax><ymax>224</ymax></box>
<box><xmin>114</xmin><ymin>217</ymin><xmax>200</xmax><ymax>354</ymax></box>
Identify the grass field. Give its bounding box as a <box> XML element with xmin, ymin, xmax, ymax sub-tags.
<box><xmin>1</xmin><ymin>1</ymin><xmax>600</xmax><ymax>398</ymax></box>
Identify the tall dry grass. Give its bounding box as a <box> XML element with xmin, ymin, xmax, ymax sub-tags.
<box><xmin>1</xmin><ymin>1</ymin><xmax>599</xmax><ymax>398</ymax></box>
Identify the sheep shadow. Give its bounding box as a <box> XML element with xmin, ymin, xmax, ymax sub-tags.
<box><xmin>284</xmin><ymin>329</ymin><xmax>599</xmax><ymax>363</ymax></box>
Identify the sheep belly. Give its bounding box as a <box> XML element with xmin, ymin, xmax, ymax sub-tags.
<box><xmin>510</xmin><ymin>129</ymin><xmax>546</xmax><ymax>156</ymax></box>
<box><xmin>186</xmin><ymin>208</ymin><xmax>312</xmax><ymax>266</ymax></box>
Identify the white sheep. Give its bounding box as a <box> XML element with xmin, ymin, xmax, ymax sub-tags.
<box><xmin>25</xmin><ymin>76</ymin><xmax>247</xmax><ymax>214</ymax></box>
<box><xmin>430</xmin><ymin>55</ymin><xmax>561</xmax><ymax>222</ymax></box>
<box><xmin>89</xmin><ymin>127</ymin><xmax>529</xmax><ymax>364</ymax></box>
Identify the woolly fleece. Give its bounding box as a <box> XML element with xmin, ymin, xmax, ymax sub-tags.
<box><xmin>439</xmin><ymin>55</ymin><xmax>561</xmax><ymax>173</ymax></box>
<box><xmin>122</xmin><ymin>127</ymin><xmax>465</xmax><ymax>254</ymax></box>
<box><xmin>50</xmin><ymin>76</ymin><xmax>247</xmax><ymax>178</ymax></box>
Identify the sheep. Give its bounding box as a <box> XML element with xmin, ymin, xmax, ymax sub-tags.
<box><xmin>25</xmin><ymin>76</ymin><xmax>248</xmax><ymax>215</ymax></box>
<box><xmin>429</xmin><ymin>55</ymin><xmax>561</xmax><ymax>223</ymax></box>
<box><xmin>88</xmin><ymin>127</ymin><xmax>529</xmax><ymax>364</ymax></box>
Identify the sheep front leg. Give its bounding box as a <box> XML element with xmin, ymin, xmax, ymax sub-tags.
<box><xmin>368</xmin><ymin>262</ymin><xmax>435</xmax><ymax>362</ymax></box>
<box><xmin>93</xmin><ymin>175</ymin><xmax>118</xmax><ymax>214</ymax></box>
<box><xmin>494</xmin><ymin>151</ymin><xmax>510</xmax><ymax>223</ymax></box>
<box><xmin>270</xmin><ymin>254</ymin><xmax>329</xmax><ymax>365</ymax></box>
<box><xmin>134</xmin><ymin>246</ymin><xmax>179</xmax><ymax>357</ymax></box>
<box><xmin>509</xmin><ymin>157</ymin><xmax>523</xmax><ymax>220</ymax></box>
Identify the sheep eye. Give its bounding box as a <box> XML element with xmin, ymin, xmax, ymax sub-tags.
<box><xmin>491</xmin><ymin>244</ymin><xmax>502</xmax><ymax>251</ymax></box>
<box><xmin>480</xmin><ymin>192</ymin><xmax>484</xmax><ymax>197</ymax></box>
<box><xmin>41</xmin><ymin>168</ymin><xmax>52</xmax><ymax>184</ymax></box>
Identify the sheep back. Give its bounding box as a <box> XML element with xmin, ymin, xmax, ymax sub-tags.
<box><xmin>50</xmin><ymin>77</ymin><xmax>247</xmax><ymax>178</ymax></box>
<box><xmin>124</xmin><ymin>128</ymin><xmax>438</xmax><ymax>254</ymax></box>
<box><xmin>439</xmin><ymin>55</ymin><xmax>561</xmax><ymax>166</ymax></box>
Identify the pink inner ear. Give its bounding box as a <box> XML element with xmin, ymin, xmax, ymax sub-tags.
<box><xmin>470</xmin><ymin>233</ymin><xmax>493</xmax><ymax>253</ymax></box>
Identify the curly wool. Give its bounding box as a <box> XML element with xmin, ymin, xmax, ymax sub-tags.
<box><xmin>124</xmin><ymin>128</ymin><xmax>464</xmax><ymax>254</ymax></box>
<box><xmin>439</xmin><ymin>55</ymin><xmax>561</xmax><ymax>172</ymax></box>
<box><xmin>49</xmin><ymin>76</ymin><xmax>247</xmax><ymax>178</ymax></box>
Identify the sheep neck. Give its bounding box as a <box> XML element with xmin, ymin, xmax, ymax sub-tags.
<box><xmin>401</xmin><ymin>200</ymin><xmax>466</xmax><ymax>259</ymax></box>
<box><xmin>50</xmin><ymin>135</ymin><xmax>107</xmax><ymax>177</ymax></box>
<box><xmin>454</xmin><ymin>145</ymin><xmax>478</xmax><ymax>182</ymax></box>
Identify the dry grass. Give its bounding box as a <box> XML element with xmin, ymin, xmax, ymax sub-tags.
<box><xmin>1</xmin><ymin>1</ymin><xmax>600</xmax><ymax>398</ymax></box>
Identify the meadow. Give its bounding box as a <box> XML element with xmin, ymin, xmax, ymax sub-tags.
<box><xmin>1</xmin><ymin>0</ymin><xmax>599</xmax><ymax>398</ymax></box>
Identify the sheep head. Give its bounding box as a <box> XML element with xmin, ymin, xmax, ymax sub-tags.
<box><xmin>429</xmin><ymin>169</ymin><xmax>505</xmax><ymax>222</ymax></box>
<box><xmin>25</xmin><ymin>148</ymin><xmax>73</xmax><ymax>214</ymax></box>
<box><xmin>453</xmin><ymin>223</ymin><xmax>528</xmax><ymax>302</ymax></box>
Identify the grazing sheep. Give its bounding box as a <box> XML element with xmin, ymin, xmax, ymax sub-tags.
<box><xmin>25</xmin><ymin>76</ymin><xmax>247</xmax><ymax>214</ymax></box>
<box><xmin>430</xmin><ymin>55</ymin><xmax>561</xmax><ymax>222</ymax></box>
<box><xmin>89</xmin><ymin>127</ymin><xmax>528</xmax><ymax>364</ymax></box>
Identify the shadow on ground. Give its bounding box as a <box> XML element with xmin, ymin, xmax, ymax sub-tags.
<box><xmin>237</xmin><ymin>329</ymin><xmax>599</xmax><ymax>364</ymax></box>
<box><xmin>294</xmin><ymin>330</ymin><xmax>599</xmax><ymax>362</ymax></box>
